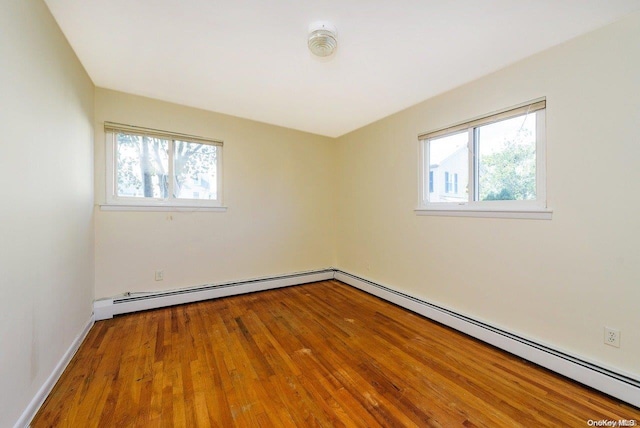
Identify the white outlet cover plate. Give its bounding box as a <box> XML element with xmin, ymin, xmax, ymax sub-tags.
<box><xmin>604</xmin><ymin>327</ymin><xmax>620</xmax><ymax>348</ymax></box>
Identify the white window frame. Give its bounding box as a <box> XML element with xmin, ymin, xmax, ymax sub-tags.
<box><xmin>103</xmin><ymin>122</ymin><xmax>225</xmax><ymax>212</ymax></box>
<box><xmin>416</xmin><ymin>99</ymin><xmax>552</xmax><ymax>219</ymax></box>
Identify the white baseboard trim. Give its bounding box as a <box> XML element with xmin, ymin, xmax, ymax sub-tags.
<box><xmin>334</xmin><ymin>270</ymin><xmax>640</xmax><ymax>408</ymax></box>
<box><xmin>15</xmin><ymin>314</ymin><xmax>95</xmax><ymax>428</ymax></box>
<box><xmin>87</xmin><ymin>267</ymin><xmax>639</xmax><ymax>409</ymax></box>
<box><xmin>94</xmin><ymin>269</ymin><xmax>335</xmax><ymax>321</ymax></box>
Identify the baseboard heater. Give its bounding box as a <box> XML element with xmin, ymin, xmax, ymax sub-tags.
<box><xmin>94</xmin><ymin>269</ymin><xmax>335</xmax><ymax>321</ymax></box>
<box><xmin>93</xmin><ymin>268</ymin><xmax>640</xmax><ymax>408</ymax></box>
<box><xmin>333</xmin><ymin>270</ymin><xmax>640</xmax><ymax>409</ymax></box>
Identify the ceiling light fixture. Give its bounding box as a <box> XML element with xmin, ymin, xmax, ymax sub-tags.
<box><xmin>308</xmin><ymin>21</ymin><xmax>337</xmax><ymax>57</ymax></box>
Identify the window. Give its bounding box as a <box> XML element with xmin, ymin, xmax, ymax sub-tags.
<box><xmin>417</xmin><ymin>100</ymin><xmax>550</xmax><ymax>219</ymax></box>
<box><xmin>104</xmin><ymin>123</ymin><xmax>224</xmax><ymax>210</ymax></box>
<box><xmin>444</xmin><ymin>172</ymin><xmax>459</xmax><ymax>194</ymax></box>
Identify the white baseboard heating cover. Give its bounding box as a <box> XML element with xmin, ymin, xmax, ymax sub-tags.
<box><xmin>92</xmin><ymin>268</ymin><xmax>640</xmax><ymax>408</ymax></box>
<box><xmin>334</xmin><ymin>270</ymin><xmax>640</xmax><ymax>409</ymax></box>
<box><xmin>94</xmin><ymin>269</ymin><xmax>334</xmax><ymax>321</ymax></box>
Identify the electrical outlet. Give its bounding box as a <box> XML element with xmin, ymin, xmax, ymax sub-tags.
<box><xmin>155</xmin><ymin>270</ymin><xmax>164</xmax><ymax>281</ymax></box>
<box><xmin>604</xmin><ymin>327</ymin><xmax>620</xmax><ymax>348</ymax></box>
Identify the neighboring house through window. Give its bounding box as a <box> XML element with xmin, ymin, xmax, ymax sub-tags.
<box><xmin>417</xmin><ymin>99</ymin><xmax>550</xmax><ymax>218</ymax></box>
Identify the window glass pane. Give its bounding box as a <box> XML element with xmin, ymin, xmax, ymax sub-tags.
<box><xmin>174</xmin><ymin>141</ymin><xmax>218</xmax><ymax>200</ymax></box>
<box><xmin>116</xmin><ymin>133</ymin><xmax>169</xmax><ymax>198</ymax></box>
<box><xmin>428</xmin><ymin>131</ymin><xmax>468</xmax><ymax>202</ymax></box>
<box><xmin>477</xmin><ymin>113</ymin><xmax>536</xmax><ymax>201</ymax></box>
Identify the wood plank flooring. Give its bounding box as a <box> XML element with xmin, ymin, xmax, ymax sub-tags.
<box><xmin>32</xmin><ymin>280</ymin><xmax>640</xmax><ymax>427</ymax></box>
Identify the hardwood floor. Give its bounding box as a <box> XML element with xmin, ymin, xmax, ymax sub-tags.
<box><xmin>33</xmin><ymin>280</ymin><xmax>639</xmax><ymax>427</ymax></box>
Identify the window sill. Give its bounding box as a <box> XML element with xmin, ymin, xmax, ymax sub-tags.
<box><xmin>99</xmin><ymin>204</ymin><xmax>228</xmax><ymax>212</ymax></box>
<box><xmin>414</xmin><ymin>206</ymin><xmax>552</xmax><ymax>220</ymax></box>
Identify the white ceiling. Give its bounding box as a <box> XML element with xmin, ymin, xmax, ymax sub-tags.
<box><xmin>45</xmin><ymin>0</ymin><xmax>640</xmax><ymax>137</ymax></box>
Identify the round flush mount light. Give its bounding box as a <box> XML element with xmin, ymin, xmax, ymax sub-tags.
<box><xmin>308</xmin><ymin>21</ymin><xmax>337</xmax><ymax>57</ymax></box>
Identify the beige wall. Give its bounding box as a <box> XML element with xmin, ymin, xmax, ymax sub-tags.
<box><xmin>335</xmin><ymin>12</ymin><xmax>640</xmax><ymax>377</ymax></box>
<box><xmin>0</xmin><ymin>2</ymin><xmax>95</xmax><ymax>427</ymax></box>
<box><xmin>94</xmin><ymin>89</ymin><xmax>336</xmax><ymax>298</ymax></box>
<box><xmin>4</xmin><ymin>4</ymin><xmax>639</xmax><ymax>424</ymax></box>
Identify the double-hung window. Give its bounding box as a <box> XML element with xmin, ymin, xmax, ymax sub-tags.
<box><xmin>104</xmin><ymin>122</ymin><xmax>224</xmax><ymax>210</ymax></box>
<box><xmin>417</xmin><ymin>99</ymin><xmax>550</xmax><ymax>219</ymax></box>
